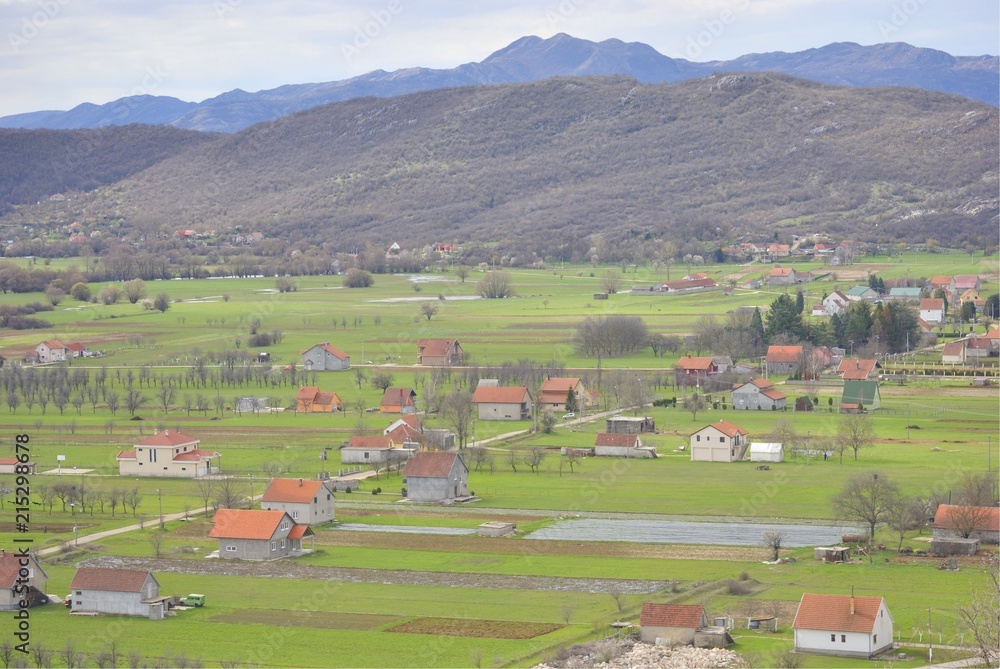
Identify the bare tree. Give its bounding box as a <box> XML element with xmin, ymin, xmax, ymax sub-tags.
<box><xmin>61</xmin><ymin>640</ymin><xmax>83</xmax><ymax>669</ymax></box>
<box><xmin>505</xmin><ymin>448</ymin><xmax>519</xmax><ymax>473</ymax></box>
<box><xmin>685</xmin><ymin>393</ymin><xmax>707</xmax><ymax>421</ymax></box>
<box><xmin>601</xmin><ymin>270</ymin><xmax>622</xmax><ymax>294</ymax></box>
<box><xmin>105</xmin><ymin>390</ymin><xmax>120</xmax><ymax>415</ymax></box>
<box><xmin>523</xmin><ymin>447</ymin><xmax>546</xmax><ymax>474</ymax></box>
<box><xmin>477</xmin><ymin>270</ymin><xmax>515</xmax><ymax>298</ymax></box>
<box><xmin>193</xmin><ymin>479</ymin><xmax>215</xmax><ymax>512</ymax></box>
<box><xmin>441</xmin><ymin>390</ymin><xmax>474</xmax><ymax>448</ymax></box>
<box><xmin>955</xmin><ymin>471</ymin><xmax>999</xmax><ymax>507</ymax></box>
<box><xmin>122</xmin><ymin>278</ymin><xmax>147</xmax><ymax>304</ymax></box>
<box><xmin>465</xmin><ymin>447</ymin><xmax>488</xmax><ymax>473</ymax></box>
<box><xmin>833</xmin><ymin>471</ymin><xmax>898</xmax><ymax>541</ymax></box>
<box><xmin>0</xmin><ymin>639</ymin><xmax>13</xmax><ymax>669</ymax></box>
<box><xmin>562</xmin><ymin>605</ymin><xmax>574</xmax><ymax>624</ymax></box>
<box><xmin>149</xmin><ymin>534</ymin><xmax>164</xmax><ymax>558</ymax></box>
<box><xmin>837</xmin><ymin>413</ymin><xmax>875</xmax><ymax>460</ymax></box>
<box><xmin>371</xmin><ymin>372</ymin><xmax>395</xmax><ymax>393</ymax></box>
<box><xmin>887</xmin><ymin>495</ymin><xmax>924</xmax><ymax>552</ymax></box>
<box><xmin>124</xmin><ymin>389</ymin><xmax>147</xmax><ymax>417</ymax></box>
<box><xmin>419</xmin><ymin>302</ymin><xmax>439</xmax><ymax>321</ymax></box>
<box><xmin>31</xmin><ymin>644</ymin><xmax>53</xmax><ymax>669</ymax></box>
<box><xmin>957</xmin><ymin>553</ymin><xmax>999</xmax><ymax>668</ymax></box>
<box><xmin>762</xmin><ymin>530</ymin><xmax>785</xmax><ymax>561</ymax></box>
<box><xmin>157</xmin><ymin>383</ymin><xmax>176</xmax><ymax>414</ymax></box>
<box><xmin>455</xmin><ymin>266</ymin><xmax>470</xmax><ymax>283</ymax></box>
<box><xmin>124</xmin><ymin>487</ymin><xmax>142</xmax><ymax>517</ymax></box>
<box><xmin>608</xmin><ymin>584</ymin><xmax>625</xmax><ymax>613</ymax></box>
<box><xmin>948</xmin><ymin>505</ymin><xmax>995</xmax><ymax>539</ymax></box>
<box><xmin>562</xmin><ymin>450</ymin><xmax>580</xmax><ymax>473</ymax></box>
<box><xmin>213</xmin><ymin>476</ymin><xmax>249</xmax><ymax>509</ymax></box>
<box><xmin>769</xmin><ymin>419</ymin><xmax>798</xmax><ymax>453</ymax></box>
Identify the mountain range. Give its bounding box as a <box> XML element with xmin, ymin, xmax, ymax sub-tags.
<box><xmin>2</xmin><ymin>34</ymin><xmax>997</xmax><ymax>133</ymax></box>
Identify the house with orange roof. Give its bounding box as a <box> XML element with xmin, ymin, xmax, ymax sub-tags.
<box><xmin>472</xmin><ymin>385</ymin><xmax>533</xmax><ymax>420</ymax></box>
<box><xmin>690</xmin><ymin>420</ymin><xmax>750</xmax><ymax>462</ymax></box>
<box><xmin>380</xmin><ymin>387</ymin><xmax>417</xmax><ymax>414</ymax></box>
<box><xmin>301</xmin><ymin>342</ymin><xmax>350</xmax><ymax>371</ymax></box>
<box><xmin>639</xmin><ymin>603</ymin><xmax>710</xmax><ymax>645</ymax></box>
<box><xmin>261</xmin><ymin>478</ymin><xmax>335</xmax><ymax>525</ymax></box>
<box><xmin>538</xmin><ymin>377</ymin><xmax>591</xmax><ymax>412</ymax></box>
<box><xmin>416</xmin><ymin>338</ymin><xmax>464</xmax><ymax>366</ymax></box>
<box><xmin>68</xmin><ymin>567</ymin><xmax>163</xmax><ymax>618</ymax></box>
<box><xmin>594</xmin><ymin>433</ymin><xmax>656</xmax><ymax>458</ymax></box>
<box><xmin>793</xmin><ymin>593</ymin><xmax>894</xmax><ymax>659</ymax></box>
<box><xmin>0</xmin><ymin>458</ymin><xmax>35</xmax><ymax>475</ymax></box>
<box><xmin>941</xmin><ymin>340</ymin><xmax>967</xmax><ymax>365</ymax></box>
<box><xmin>731</xmin><ymin>378</ymin><xmax>786</xmax><ymax>410</ymax></box>
<box><xmin>965</xmin><ymin>336</ymin><xmax>992</xmax><ymax>360</ymax></box>
<box><xmin>402</xmin><ymin>452</ymin><xmax>468</xmax><ymax>502</ymax></box>
<box><xmin>932</xmin><ymin>504</ymin><xmax>999</xmax><ymax>544</ymax></box>
<box><xmin>0</xmin><ymin>551</ymin><xmax>47</xmax><ymax>611</ymax></box>
<box><xmin>384</xmin><ymin>415</ymin><xmax>423</xmax><ymax>442</ymax></box>
<box><xmin>296</xmin><ymin>386</ymin><xmax>341</xmax><ymax>412</ymax></box>
<box><xmin>766</xmin><ymin>345</ymin><xmax>804</xmax><ymax>375</ymax></box>
<box><xmin>920</xmin><ymin>298</ymin><xmax>945</xmax><ymax>324</ymax></box>
<box><xmin>769</xmin><ymin>266</ymin><xmax>796</xmax><ymax>286</ymax></box>
<box><xmin>838</xmin><ymin>358</ymin><xmax>880</xmax><ymax>381</ymax></box>
<box><xmin>209</xmin><ymin>508</ymin><xmax>314</xmax><ymax>560</ymax></box>
<box><xmin>116</xmin><ymin>430</ymin><xmax>219</xmax><ymax>478</ymax></box>
<box><xmin>675</xmin><ymin>355</ymin><xmax>719</xmax><ymax>382</ymax></box>
<box><xmin>930</xmin><ymin>275</ymin><xmax>952</xmax><ymax>291</ymax></box>
<box><xmin>34</xmin><ymin>339</ymin><xmax>68</xmax><ymax>363</ymax></box>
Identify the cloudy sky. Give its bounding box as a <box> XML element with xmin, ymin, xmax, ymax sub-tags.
<box><xmin>1</xmin><ymin>0</ymin><xmax>997</xmax><ymax>117</ymax></box>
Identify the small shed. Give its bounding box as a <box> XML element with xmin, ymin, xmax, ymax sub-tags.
<box><xmin>749</xmin><ymin>442</ymin><xmax>784</xmax><ymax>463</ymax></box>
<box><xmin>814</xmin><ymin>546</ymin><xmax>851</xmax><ymax>563</ymax></box>
<box><xmin>478</xmin><ymin>522</ymin><xmax>516</xmax><ymax>537</ymax></box>
<box><xmin>930</xmin><ymin>537</ymin><xmax>979</xmax><ymax>556</ymax></box>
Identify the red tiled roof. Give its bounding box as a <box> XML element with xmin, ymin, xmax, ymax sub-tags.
<box><xmin>942</xmin><ymin>341</ymin><xmax>966</xmax><ymax>356</ymax></box>
<box><xmin>40</xmin><ymin>339</ymin><xmax>65</xmax><ymax>350</ymax></box>
<box><xmin>314</xmin><ymin>392</ymin><xmax>341</xmax><ymax>406</ymax></box>
<box><xmin>317</xmin><ymin>343</ymin><xmax>349</xmax><ymax>360</ymax></box>
<box><xmin>417</xmin><ymin>339</ymin><xmax>459</xmax><ymax>357</ymax></box>
<box><xmin>640</xmin><ymin>603</ymin><xmax>705</xmax><ymax>629</ymax></box>
<box><xmin>540</xmin><ymin>377</ymin><xmax>581</xmax><ymax>392</ymax></box>
<box><xmin>0</xmin><ymin>553</ymin><xmax>45</xmax><ymax>589</ymax></box>
<box><xmin>675</xmin><ymin>356</ymin><xmax>715</xmax><ymax>371</ymax></box>
<box><xmin>262</xmin><ymin>478</ymin><xmax>327</xmax><ymax>504</ymax></box>
<box><xmin>953</xmin><ymin>275</ymin><xmax>980</xmax><ymax>289</ymax></box>
<box><xmin>296</xmin><ymin>386</ymin><xmax>319</xmax><ymax>401</ymax></box>
<box><xmin>381</xmin><ymin>388</ymin><xmax>416</xmax><ymax>407</ymax></box>
<box><xmin>985</xmin><ymin>327</ymin><xmax>1000</xmax><ymax>340</ymax></box>
<box><xmin>761</xmin><ymin>388</ymin><xmax>787</xmax><ymax>401</ymax></box>
<box><xmin>208</xmin><ymin>509</ymin><xmax>289</xmax><ymax>540</ymax></box>
<box><xmin>766</xmin><ymin>345</ymin><xmax>803</xmax><ymax>363</ymax></box>
<box><xmin>116</xmin><ymin>450</ymin><xmax>137</xmax><ymax>460</ymax></box>
<box><xmin>920</xmin><ymin>298</ymin><xmax>944</xmax><ymax>310</ymax></box>
<box><xmin>749</xmin><ymin>378</ymin><xmax>773</xmax><ymax>389</ymax></box>
<box><xmin>932</xmin><ymin>504</ymin><xmax>1000</xmax><ymax>532</ymax></box>
<box><xmin>930</xmin><ymin>275</ymin><xmax>952</xmax><ymax>287</ymax></box>
<box><xmin>345</xmin><ymin>435</ymin><xmax>394</xmax><ymax>450</ymax></box>
<box><xmin>288</xmin><ymin>525</ymin><xmax>313</xmax><ymax>540</ymax></box>
<box><xmin>172</xmin><ymin>448</ymin><xmax>220</xmax><ymax>462</ymax></box>
<box><xmin>770</xmin><ymin>267</ymin><xmax>793</xmax><ymax>277</ymax></box>
<box><xmin>966</xmin><ymin>337</ymin><xmax>991</xmax><ymax>350</ymax></box>
<box><xmin>70</xmin><ymin>567</ymin><xmax>153</xmax><ymax>593</ymax></box>
<box><xmin>595</xmin><ymin>433</ymin><xmax>639</xmax><ymax>448</ymax></box>
<box><xmin>838</xmin><ymin>359</ymin><xmax>876</xmax><ymax>375</ymax></box>
<box><xmin>135</xmin><ymin>430</ymin><xmax>198</xmax><ymax>448</ymax></box>
<box><xmin>472</xmin><ymin>386</ymin><xmax>530</xmax><ymax>404</ymax></box>
<box><xmin>792</xmin><ymin>593</ymin><xmax>886</xmax><ymax>633</ymax></box>
<box><xmin>402</xmin><ymin>452</ymin><xmax>463</xmax><ymax>478</ymax></box>
<box><xmin>66</xmin><ymin>342</ymin><xmax>86</xmax><ymax>351</ymax></box>
<box><xmin>696</xmin><ymin>420</ymin><xmax>748</xmax><ymax>438</ymax></box>
<box><xmin>386</xmin><ymin>423</ymin><xmax>421</xmax><ymax>442</ymax></box>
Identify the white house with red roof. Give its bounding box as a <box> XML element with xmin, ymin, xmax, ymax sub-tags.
<box><xmin>341</xmin><ymin>435</ymin><xmax>414</xmax><ymax>466</ymax></box>
<box><xmin>209</xmin><ymin>509</ymin><xmax>313</xmax><ymax>560</ymax></box>
<box><xmin>594</xmin><ymin>433</ymin><xmax>656</xmax><ymax>458</ymax></box>
<box><xmin>793</xmin><ymin>593</ymin><xmax>893</xmax><ymax>659</ymax></box>
<box><xmin>301</xmin><ymin>341</ymin><xmax>350</xmax><ymax>371</ymax></box>
<box><xmin>402</xmin><ymin>452</ymin><xmax>468</xmax><ymax>502</ymax></box>
<box><xmin>822</xmin><ymin>290</ymin><xmax>851</xmax><ymax>316</ymax></box>
<box><xmin>690</xmin><ymin>420</ymin><xmax>749</xmax><ymax>462</ymax></box>
<box><xmin>0</xmin><ymin>458</ymin><xmax>35</xmax><ymax>475</ymax></box>
<box><xmin>538</xmin><ymin>377</ymin><xmax>591</xmax><ymax>412</ymax></box>
<box><xmin>34</xmin><ymin>340</ymin><xmax>68</xmax><ymax>363</ymax></box>
<box><xmin>639</xmin><ymin>603</ymin><xmax>709</xmax><ymax>645</ymax></box>
<box><xmin>675</xmin><ymin>355</ymin><xmax>719</xmax><ymax>381</ymax></box>
<box><xmin>116</xmin><ymin>430</ymin><xmax>219</xmax><ymax>478</ymax></box>
<box><xmin>0</xmin><ymin>551</ymin><xmax>47</xmax><ymax>611</ymax></box>
<box><xmin>731</xmin><ymin>379</ymin><xmax>786</xmax><ymax>410</ymax></box>
<box><xmin>68</xmin><ymin>567</ymin><xmax>164</xmax><ymax>618</ymax></box>
<box><xmin>920</xmin><ymin>298</ymin><xmax>945</xmax><ymax>324</ymax></box>
<box><xmin>261</xmin><ymin>478</ymin><xmax>335</xmax><ymax>525</ymax></box>
<box><xmin>472</xmin><ymin>385</ymin><xmax>533</xmax><ymax>420</ymax></box>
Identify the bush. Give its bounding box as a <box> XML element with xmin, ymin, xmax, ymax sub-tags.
<box><xmin>153</xmin><ymin>293</ymin><xmax>171</xmax><ymax>313</ymax></box>
<box><xmin>343</xmin><ymin>268</ymin><xmax>374</xmax><ymax>288</ymax></box>
<box><xmin>724</xmin><ymin>579</ymin><xmax>752</xmax><ymax>595</ymax></box>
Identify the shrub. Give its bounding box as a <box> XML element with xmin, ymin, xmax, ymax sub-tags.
<box><xmin>343</xmin><ymin>268</ymin><xmax>374</xmax><ymax>288</ymax></box>
<box><xmin>724</xmin><ymin>579</ymin><xmax>752</xmax><ymax>595</ymax></box>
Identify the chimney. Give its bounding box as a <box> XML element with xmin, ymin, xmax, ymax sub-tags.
<box><xmin>153</xmin><ymin>428</ymin><xmax>158</xmax><ymax>435</ymax></box>
<box><xmin>850</xmin><ymin>587</ymin><xmax>855</xmax><ymax>615</ymax></box>
<box><xmin>298</xmin><ymin>478</ymin><xmax>303</xmax><ymax>487</ymax></box>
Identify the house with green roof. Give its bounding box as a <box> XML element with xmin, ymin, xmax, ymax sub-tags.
<box><xmin>841</xmin><ymin>380</ymin><xmax>881</xmax><ymax>411</ymax></box>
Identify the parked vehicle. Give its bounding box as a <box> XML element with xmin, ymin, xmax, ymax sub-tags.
<box><xmin>179</xmin><ymin>594</ymin><xmax>206</xmax><ymax>607</ymax></box>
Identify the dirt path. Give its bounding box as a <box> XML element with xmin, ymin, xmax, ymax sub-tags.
<box><xmin>79</xmin><ymin>556</ymin><xmax>671</xmax><ymax>594</ymax></box>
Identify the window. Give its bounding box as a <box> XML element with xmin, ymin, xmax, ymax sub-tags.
<box><xmin>280</xmin><ymin>521</ymin><xmax>289</xmax><ymax>530</ymax></box>
<box><xmin>226</xmin><ymin>545</ymin><xmax>237</xmax><ymax>552</ymax></box>
<box><xmin>280</xmin><ymin>539</ymin><xmax>286</xmax><ymax>549</ymax></box>
<box><xmin>364</xmin><ymin>452</ymin><xmax>369</xmax><ymax>459</ymax></box>
<box><xmin>841</xmin><ymin>635</ymin><xmax>846</xmax><ymax>643</ymax></box>
<box><xmin>873</xmin><ymin>634</ymin><xmax>877</xmax><ymax>644</ymax></box>
<box><xmin>696</xmin><ymin>435</ymin><xmax>701</xmax><ymax>442</ymax></box>
<box><xmin>719</xmin><ymin>437</ymin><xmax>725</xmax><ymax>443</ymax></box>
<box><xmin>292</xmin><ymin>511</ymin><xmax>298</xmax><ymax>520</ymax></box>
<box><xmin>830</xmin><ymin>634</ymin><xmax>836</xmax><ymax>642</ymax></box>
<box><xmin>270</xmin><ymin>541</ymin><xmax>276</xmax><ymax>551</ymax></box>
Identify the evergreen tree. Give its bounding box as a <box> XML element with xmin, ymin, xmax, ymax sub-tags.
<box><xmin>795</xmin><ymin>290</ymin><xmax>805</xmax><ymax>314</ymax></box>
<box><xmin>764</xmin><ymin>294</ymin><xmax>806</xmax><ymax>343</ymax></box>
<box><xmin>750</xmin><ymin>307</ymin><xmax>766</xmax><ymax>347</ymax></box>
<box><xmin>984</xmin><ymin>294</ymin><xmax>999</xmax><ymax>321</ymax></box>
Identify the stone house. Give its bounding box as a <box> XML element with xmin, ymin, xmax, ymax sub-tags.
<box><xmin>766</xmin><ymin>345</ymin><xmax>803</xmax><ymax>375</ymax></box>
<box><xmin>208</xmin><ymin>509</ymin><xmax>313</xmax><ymax>560</ymax></box>
<box><xmin>639</xmin><ymin>603</ymin><xmax>708</xmax><ymax>645</ymax></box>
<box><xmin>731</xmin><ymin>379</ymin><xmax>786</xmax><ymax>410</ymax></box>
<box><xmin>403</xmin><ymin>452</ymin><xmax>469</xmax><ymax>502</ymax></box>
<box><xmin>416</xmin><ymin>338</ymin><xmax>464</xmax><ymax>366</ymax></box>
<box><xmin>34</xmin><ymin>340</ymin><xmax>68</xmax><ymax>363</ymax></box>
<box><xmin>260</xmin><ymin>478</ymin><xmax>335</xmax><ymax>525</ymax></box>
<box><xmin>932</xmin><ymin>504</ymin><xmax>999</xmax><ymax>544</ymax></box>
<box><xmin>301</xmin><ymin>342</ymin><xmax>350</xmax><ymax>371</ymax></box>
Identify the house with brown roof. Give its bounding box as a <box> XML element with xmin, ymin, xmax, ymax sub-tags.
<box><xmin>731</xmin><ymin>379</ymin><xmax>786</xmax><ymax>410</ymax></box>
<box><xmin>384</xmin><ymin>415</ymin><xmax>423</xmax><ymax>443</ymax></box>
<box><xmin>341</xmin><ymin>435</ymin><xmax>414</xmax><ymax>466</ymax></box>
<box><xmin>951</xmin><ymin>275</ymin><xmax>981</xmax><ymax>294</ymax></box>
<box><xmin>675</xmin><ymin>355</ymin><xmax>718</xmax><ymax>381</ymax></box>
<box><xmin>34</xmin><ymin>340</ymin><xmax>68</xmax><ymax>363</ymax></box>
<box><xmin>769</xmin><ymin>267</ymin><xmax>796</xmax><ymax>286</ymax></box>
<box><xmin>838</xmin><ymin>358</ymin><xmax>880</xmax><ymax>381</ymax></box>
<box><xmin>594</xmin><ymin>433</ymin><xmax>656</xmax><ymax>458</ymax></box>
<box><xmin>380</xmin><ymin>387</ymin><xmax>417</xmax><ymax>414</ymax></box>
<box><xmin>766</xmin><ymin>345</ymin><xmax>804</xmax><ymax>375</ymax></box>
<box><xmin>402</xmin><ymin>452</ymin><xmax>469</xmax><ymax>502</ymax></box>
<box><xmin>792</xmin><ymin>593</ymin><xmax>894</xmax><ymax>659</ymax></box>
<box><xmin>538</xmin><ymin>377</ymin><xmax>590</xmax><ymax>412</ymax></box>
<box><xmin>0</xmin><ymin>551</ymin><xmax>47</xmax><ymax>611</ymax></box>
<box><xmin>209</xmin><ymin>509</ymin><xmax>313</xmax><ymax>560</ymax></box>
<box><xmin>639</xmin><ymin>603</ymin><xmax>709</xmax><ymax>645</ymax></box>
<box><xmin>472</xmin><ymin>385</ymin><xmax>532</xmax><ymax>420</ymax></box>
<box><xmin>261</xmin><ymin>478</ymin><xmax>335</xmax><ymax>525</ymax></box>
<box><xmin>941</xmin><ymin>340</ymin><xmax>967</xmax><ymax>365</ymax></box>
<box><xmin>932</xmin><ymin>504</ymin><xmax>999</xmax><ymax>544</ymax></box>
<box><xmin>652</xmin><ymin>277</ymin><xmax>718</xmax><ymax>293</ymax></box>
<box><xmin>416</xmin><ymin>338</ymin><xmax>464</xmax><ymax>366</ymax></box>
<box><xmin>965</xmin><ymin>336</ymin><xmax>992</xmax><ymax>360</ymax></box>
<box><xmin>690</xmin><ymin>420</ymin><xmax>749</xmax><ymax>462</ymax></box>
<box><xmin>930</xmin><ymin>275</ymin><xmax>952</xmax><ymax>291</ymax></box>
<box><xmin>116</xmin><ymin>430</ymin><xmax>219</xmax><ymax>478</ymax></box>
<box><xmin>296</xmin><ymin>386</ymin><xmax>341</xmax><ymax>412</ymax></box>
<box><xmin>920</xmin><ymin>298</ymin><xmax>945</xmax><ymax>324</ymax></box>
<box><xmin>0</xmin><ymin>458</ymin><xmax>35</xmax><ymax>475</ymax></box>
<box><xmin>301</xmin><ymin>342</ymin><xmax>350</xmax><ymax>371</ymax></box>
<box><xmin>68</xmin><ymin>567</ymin><xmax>165</xmax><ymax>618</ymax></box>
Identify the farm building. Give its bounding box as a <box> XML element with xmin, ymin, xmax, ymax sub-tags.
<box><xmin>208</xmin><ymin>509</ymin><xmax>314</xmax><ymax>560</ymax></box>
<box><xmin>472</xmin><ymin>385</ymin><xmax>532</xmax><ymax>420</ymax></box>
<box><xmin>380</xmin><ymin>387</ymin><xmax>417</xmax><ymax>414</ymax></box>
<box><xmin>841</xmin><ymin>380</ymin><xmax>881</xmax><ymax>411</ymax></box>
<box><xmin>0</xmin><ymin>458</ymin><xmax>35</xmax><ymax>474</ymax></box>
<box><xmin>769</xmin><ymin>267</ymin><xmax>796</xmax><ymax>285</ymax></box>
<box><xmin>295</xmin><ymin>386</ymin><xmax>341</xmax><ymax>412</ymax></box>
<box><xmin>301</xmin><ymin>342</ymin><xmax>350</xmax><ymax>371</ymax></box>
<box><xmin>846</xmin><ymin>286</ymin><xmax>880</xmax><ymax>302</ymax></box>
<box><xmin>639</xmin><ymin>603</ymin><xmax>732</xmax><ymax>647</ymax></box>
<box><xmin>932</xmin><ymin>504</ymin><xmax>999</xmax><ymax>544</ymax></box>
<box><xmin>68</xmin><ymin>567</ymin><xmax>166</xmax><ymax>619</ymax></box>
<box><xmin>690</xmin><ymin>421</ymin><xmax>749</xmax><ymax>462</ymax></box>
<box><xmin>116</xmin><ymin>430</ymin><xmax>219</xmax><ymax>479</ymax></box>
<box><xmin>403</xmin><ymin>452</ymin><xmax>469</xmax><ymax>502</ymax></box>
<box><xmin>605</xmin><ymin>416</ymin><xmax>654</xmax><ymax>433</ymax></box>
<box><xmin>749</xmin><ymin>443</ymin><xmax>784</xmax><ymax>463</ymax></box>
<box><xmin>0</xmin><ymin>551</ymin><xmax>47</xmax><ymax>611</ymax></box>
<box><xmin>814</xmin><ymin>546</ymin><xmax>851</xmax><ymax>563</ymax></box>
<box><xmin>766</xmin><ymin>345</ymin><xmax>803</xmax><ymax>375</ymax></box>
<box><xmin>838</xmin><ymin>358</ymin><xmax>880</xmax><ymax>381</ymax></box>
<box><xmin>341</xmin><ymin>435</ymin><xmax>413</xmax><ymax>465</ymax></box>
<box><xmin>34</xmin><ymin>340</ymin><xmax>68</xmax><ymax>363</ymax></box>
<box><xmin>941</xmin><ymin>341</ymin><xmax>967</xmax><ymax>365</ymax></box>
<box><xmin>731</xmin><ymin>379</ymin><xmax>786</xmax><ymax>410</ymax></box>
<box><xmin>260</xmin><ymin>478</ymin><xmax>335</xmax><ymax>525</ymax></box>
<box><xmin>416</xmin><ymin>338</ymin><xmax>464</xmax><ymax>366</ymax></box>
<box><xmin>792</xmin><ymin>593</ymin><xmax>894</xmax><ymax>659</ymax></box>
<box><xmin>675</xmin><ymin>355</ymin><xmax>718</xmax><ymax>381</ymax></box>
<box><xmin>594</xmin><ymin>433</ymin><xmax>656</xmax><ymax>458</ymax></box>
<box><xmin>538</xmin><ymin>377</ymin><xmax>592</xmax><ymax>412</ymax></box>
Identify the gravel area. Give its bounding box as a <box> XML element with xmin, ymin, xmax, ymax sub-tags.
<box><xmin>80</xmin><ymin>556</ymin><xmax>670</xmax><ymax>594</ymax></box>
<box><xmin>535</xmin><ymin>640</ymin><xmax>749</xmax><ymax>669</ymax></box>
<box><xmin>335</xmin><ymin>523</ymin><xmax>476</xmax><ymax>536</ymax></box>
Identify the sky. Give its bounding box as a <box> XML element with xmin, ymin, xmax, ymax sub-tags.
<box><xmin>1</xmin><ymin>0</ymin><xmax>997</xmax><ymax>117</ymax></box>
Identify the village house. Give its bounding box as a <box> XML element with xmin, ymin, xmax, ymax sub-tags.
<box><xmin>731</xmin><ymin>379</ymin><xmax>786</xmax><ymax>410</ymax></box>
<box><xmin>841</xmin><ymin>380</ymin><xmax>881</xmax><ymax>411</ymax></box>
<box><xmin>538</xmin><ymin>377</ymin><xmax>590</xmax><ymax>412</ymax></box>
<box><xmin>0</xmin><ymin>458</ymin><xmax>35</xmax><ymax>474</ymax></box>
<box><xmin>301</xmin><ymin>342</ymin><xmax>350</xmax><ymax>371</ymax></box>
<box><xmin>260</xmin><ymin>478</ymin><xmax>335</xmax><ymax>525</ymax></box>
<box><xmin>295</xmin><ymin>386</ymin><xmax>342</xmax><ymax>412</ymax></box>
<box><xmin>950</xmin><ymin>275</ymin><xmax>981</xmax><ymax>295</ymax></box>
<box><xmin>403</xmin><ymin>452</ymin><xmax>469</xmax><ymax>502</ymax></box>
<box><xmin>690</xmin><ymin>420</ymin><xmax>749</xmax><ymax>462</ymax></box>
<box><xmin>766</xmin><ymin>345</ymin><xmax>803</xmax><ymax>375</ymax></box>
<box><xmin>792</xmin><ymin>593</ymin><xmax>894</xmax><ymax>659</ymax></box>
<box><xmin>941</xmin><ymin>340</ymin><xmax>967</xmax><ymax>365</ymax></box>
<box><xmin>34</xmin><ymin>340</ymin><xmax>68</xmax><ymax>363</ymax></box>
<box><xmin>964</xmin><ymin>336</ymin><xmax>992</xmax><ymax>361</ymax></box>
<box><xmin>116</xmin><ymin>430</ymin><xmax>220</xmax><ymax>478</ymax></box>
<box><xmin>384</xmin><ymin>415</ymin><xmax>423</xmax><ymax>445</ymax></box>
<box><xmin>822</xmin><ymin>290</ymin><xmax>851</xmax><ymax>316</ymax></box>
<box><xmin>380</xmin><ymin>387</ymin><xmax>417</xmax><ymax>414</ymax></box>
<box><xmin>594</xmin><ymin>433</ymin><xmax>656</xmax><ymax>458</ymax></box>
<box><xmin>0</xmin><ymin>551</ymin><xmax>47</xmax><ymax>611</ymax></box>
<box><xmin>959</xmin><ymin>289</ymin><xmax>986</xmax><ymax>311</ymax></box>
<box><xmin>209</xmin><ymin>509</ymin><xmax>313</xmax><ymax>560</ymax></box>
<box><xmin>648</xmin><ymin>277</ymin><xmax>718</xmax><ymax>293</ymax></box>
<box><xmin>639</xmin><ymin>603</ymin><xmax>709</xmax><ymax>645</ymax></box>
<box><xmin>605</xmin><ymin>416</ymin><xmax>655</xmax><ymax>434</ymax></box>
<box><xmin>932</xmin><ymin>504</ymin><xmax>999</xmax><ymax>544</ymax></box>
<box><xmin>68</xmin><ymin>567</ymin><xmax>167</xmax><ymax>619</ymax></box>
<box><xmin>930</xmin><ymin>275</ymin><xmax>952</xmax><ymax>292</ymax></box>
<box><xmin>472</xmin><ymin>385</ymin><xmax>533</xmax><ymax>420</ymax></box>
<box><xmin>838</xmin><ymin>358</ymin><xmax>880</xmax><ymax>381</ymax></box>
<box><xmin>675</xmin><ymin>355</ymin><xmax>718</xmax><ymax>382</ymax></box>
<box><xmin>341</xmin><ymin>435</ymin><xmax>413</xmax><ymax>465</ymax></box>
<box><xmin>886</xmin><ymin>287</ymin><xmax>922</xmax><ymax>302</ymax></box>
<box><xmin>845</xmin><ymin>286</ymin><xmax>880</xmax><ymax>302</ymax></box>
<box><xmin>768</xmin><ymin>267</ymin><xmax>797</xmax><ymax>286</ymax></box>
<box><xmin>920</xmin><ymin>298</ymin><xmax>945</xmax><ymax>324</ymax></box>
<box><xmin>416</xmin><ymin>338</ymin><xmax>464</xmax><ymax>366</ymax></box>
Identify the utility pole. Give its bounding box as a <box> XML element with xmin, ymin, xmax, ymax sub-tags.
<box><xmin>927</xmin><ymin>608</ymin><xmax>933</xmax><ymax>664</ymax></box>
